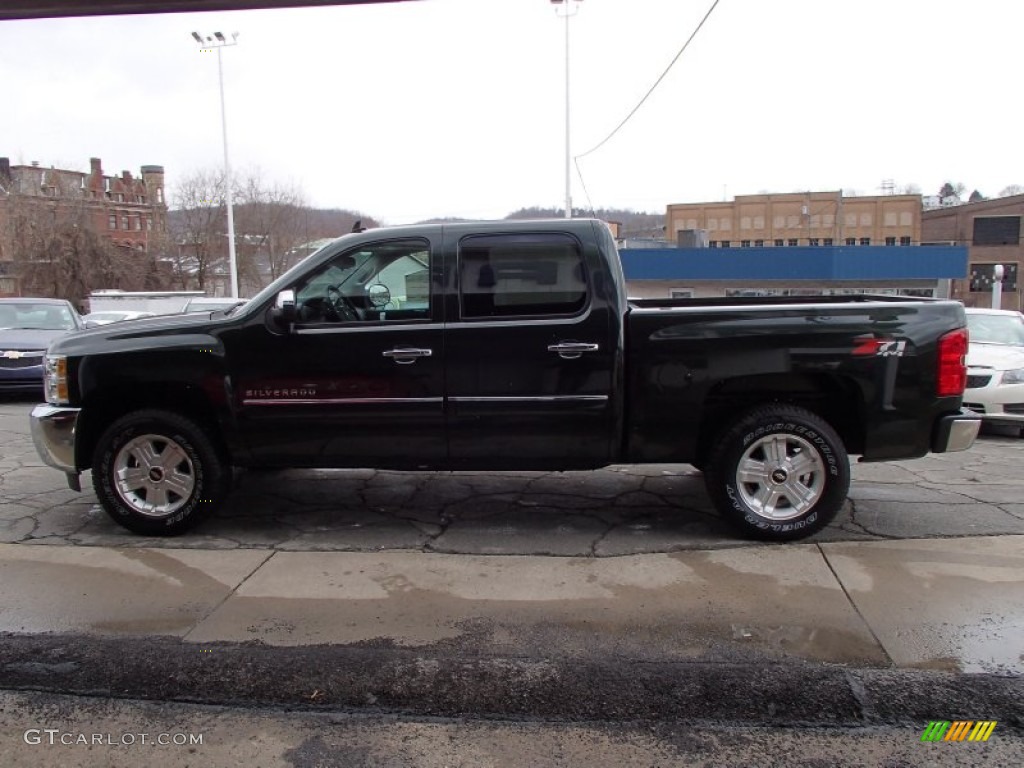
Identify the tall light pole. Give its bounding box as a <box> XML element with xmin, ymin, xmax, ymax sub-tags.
<box><xmin>192</xmin><ymin>30</ymin><xmax>240</xmax><ymax>298</ymax></box>
<box><xmin>551</xmin><ymin>0</ymin><xmax>582</xmax><ymax>219</ymax></box>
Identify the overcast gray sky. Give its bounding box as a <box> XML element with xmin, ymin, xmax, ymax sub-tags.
<box><xmin>1</xmin><ymin>0</ymin><xmax>1021</xmax><ymax>224</ymax></box>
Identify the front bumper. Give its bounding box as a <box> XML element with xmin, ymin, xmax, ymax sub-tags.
<box><xmin>30</xmin><ymin>404</ymin><xmax>81</xmax><ymax>488</ymax></box>
<box><xmin>963</xmin><ymin>374</ymin><xmax>1024</xmax><ymax>425</ymax></box>
<box><xmin>0</xmin><ymin>363</ymin><xmax>44</xmax><ymax>392</ymax></box>
<box><xmin>931</xmin><ymin>409</ymin><xmax>982</xmax><ymax>453</ymax></box>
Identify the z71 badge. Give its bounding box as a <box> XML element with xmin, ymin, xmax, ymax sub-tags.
<box><xmin>852</xmin><ymin>338</ymin><xmax>907</xmax><ymax>357</ymax></box>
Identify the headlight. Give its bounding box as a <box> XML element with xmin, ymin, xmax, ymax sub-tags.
<box><xmin>1001</xmin><ymin>367</ymin><xmax>1024</xmax><ymax>385</ymax></box>
<box><xmin>43</xmin><ymin>355</ymin><xmax>69</xmax><ymax>404</ymax></box>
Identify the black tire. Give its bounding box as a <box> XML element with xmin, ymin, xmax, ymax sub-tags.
<box><xmin>704</xmin><ymin>404</ymin><xmax>849</xmax><ymax>542</ymax></box>
<box><xmin>92</xmin><ymin>409</ymin><xmax>229</xmax><ymax>536</ymax></box>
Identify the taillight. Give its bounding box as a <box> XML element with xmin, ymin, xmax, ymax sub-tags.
<box><xmin>936</xmin><ymin>327</ymin><xmax>968</xmax><ymax>397</ymax></box>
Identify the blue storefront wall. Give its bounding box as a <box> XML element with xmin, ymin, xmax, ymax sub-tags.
<box><xmin>618</xmin><ymin>246</ymin><xmax>968</xmax><ymax>281</ymax></box>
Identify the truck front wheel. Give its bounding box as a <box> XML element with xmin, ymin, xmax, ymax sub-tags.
<box><xmin>92</xmin><ymin>410</ymin><xmax>229</xmax><ymax>536</ymax></box>
<box><xmin>704</xmin><ymin>405</ymin><xmax>849</xmax><ymax>541</ymax></box>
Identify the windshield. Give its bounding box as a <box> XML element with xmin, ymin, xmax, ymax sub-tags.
<box><xmin>0</xmin><ymin>303</ymin><xmax>77</xmax><ymax>330</ymax></box>
<box><xmin>967</xmin><ymin>312</ymin><xmax>1024</xmax><ymax>346</ymax></box>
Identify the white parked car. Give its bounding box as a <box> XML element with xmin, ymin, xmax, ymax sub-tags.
<box><xmin>963</xmin><ymin>308</ymin><xmax>1024</xmax><ymax>434</ymax></box>
<box><xmin>81</xmin><ymin>310</ymin><xmax>155</xmax><ymax>328</ymax></box>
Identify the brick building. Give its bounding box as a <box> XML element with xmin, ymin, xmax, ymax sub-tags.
<box><xmin>922</xmin><ymin>194</ymin><xmax>1024</xmax><ymax>311</ymax></box>
<box><xmin>0</xmin><ymin>156</ymin><xmax>168</xmax><ymax>296</ymax></box>
<box><xmin>666</xmin><ymin>191</ymin><xmax>921</xmax><ymax>249</ymax></box>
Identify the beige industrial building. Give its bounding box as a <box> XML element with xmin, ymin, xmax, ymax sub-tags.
<box><xmin>666</xmin><ymin>191</ymin><xmax>921</xmax><ymax>248</ymax></box>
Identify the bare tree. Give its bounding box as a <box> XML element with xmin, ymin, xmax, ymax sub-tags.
<box><xmin>999</xmin><ymin>184</ymin><xmax>1024</xmax><ymax>198</ymax></box>
<box><xmin>232</xmin><ymin>169</ymin><xmax>308</xmax><ymax>291</ymax></box>
<box><xmin>170</xmin><ymin>168</ymin><xmax>227</xmax><ymax>291</ymax></box>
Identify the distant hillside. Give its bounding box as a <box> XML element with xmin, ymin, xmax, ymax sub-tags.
<box><xmin>504</xmin><ymin>207</ymin><xmax>665</xmax><ymax>239</ymax></box>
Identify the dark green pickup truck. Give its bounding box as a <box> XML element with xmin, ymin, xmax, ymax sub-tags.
<box><xmin>31</xmin><ymin>219</ymin><xmax>979</xmax><ymax>540</ymax></box>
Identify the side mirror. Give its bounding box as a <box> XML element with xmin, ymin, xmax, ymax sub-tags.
<box><xmin>271</xmin><ymin>289</ymin><xmax>296</xmax><ymax>328</ymax></box>
<box><xmin>366</xmin><ymin>283</ymin><xmax>391</xmax><ymax>308</ymax></box>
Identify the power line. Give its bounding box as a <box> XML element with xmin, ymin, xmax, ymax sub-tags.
<box><xmin>576</xmin><ymin>0</ymin><xmax>722</xmax><ymax>161</ymax></box>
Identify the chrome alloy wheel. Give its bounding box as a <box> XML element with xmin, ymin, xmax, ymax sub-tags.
<box><xmin>113</xmin><ymin>434</ymin><xmax>196</xmax><ymax>517</ymax></box>
<box><xmin>735</xmin><ymin>433</ymin><xmax>825</xmax><ymax>520</ymax></box>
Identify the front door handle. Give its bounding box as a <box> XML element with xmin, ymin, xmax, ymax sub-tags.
<box><xmin>383</xmin><ymin>347</ymin><xmax>432</xmax><ymax>365</ymax></box>
<box><xmin>547</xmin><ymin>342</ymin><xmax>599</xmax><ymax>360</ymax></box>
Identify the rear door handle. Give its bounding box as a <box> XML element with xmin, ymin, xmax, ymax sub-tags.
<box><xmin>547</xmin><ymin>342</ymin><xmax>599</xmax><ymax>360</ymax></box>
<box><xmin>383</xmin><ymin>347</ymin><xmax>432</xmax><ymax>364</ymax></box>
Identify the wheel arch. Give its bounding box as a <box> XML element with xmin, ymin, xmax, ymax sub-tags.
<box><xmin>693</xmin><ymin>372</ymin><xmax>864</xmax><ymax>467</ymax></box>
<box><xmin>76</xmin><ymin>382</ymin><xmax>230</xmax><ymax>471</ymax></box>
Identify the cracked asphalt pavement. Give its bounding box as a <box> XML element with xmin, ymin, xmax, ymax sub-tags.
<box><xmin>2</xmin><ymin>399</ymin><xmax>1023</xmax><ymax>552</ymax></box>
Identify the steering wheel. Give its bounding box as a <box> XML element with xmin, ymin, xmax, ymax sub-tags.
<box><xmin>326</xmin><ymin>284</ymin><xmax>359</xmax><ymax>322</ymax></box>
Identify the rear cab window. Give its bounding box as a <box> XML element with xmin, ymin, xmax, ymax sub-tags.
<box><xmin>458</xmin><ymin>233</ymin><xmax>589</xmax><ymax>319</ymax></box>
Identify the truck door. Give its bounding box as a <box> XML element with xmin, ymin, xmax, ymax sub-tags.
<box><xmin>230</xmin><ymin>235</ymin><xmax>446</xmax><ymax>466</ymax></box>
<box><xmin>444</xmin><ymin>229</ymin><xmax>615</xmax><ymax>465</ymax></box>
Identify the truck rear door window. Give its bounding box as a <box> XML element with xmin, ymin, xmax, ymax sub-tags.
<box><xmin>459</xmin><ymin>233</ymin><xmax>587</xmax><ymax>319</ymax></box>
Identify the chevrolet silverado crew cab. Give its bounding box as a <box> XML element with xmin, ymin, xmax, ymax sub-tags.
<box><xmin>31</xmin><ymin>219</ymin><xmax>980</xmax><ymax>540</ymax></box>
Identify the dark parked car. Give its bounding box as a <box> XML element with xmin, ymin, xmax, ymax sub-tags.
<box><xmin>0</xmin><ymin>298</ymin><xmax>83</xmax><ymax>393</ymax></box>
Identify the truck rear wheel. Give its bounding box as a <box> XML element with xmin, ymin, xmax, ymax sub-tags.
<box><xmin>704</xmin><ymin>405</ymin><xmax>849</xmax><ymax>541</ymax></box>
<box><xmin>92</xmin><ymin>410</ymin><xmax>229</xmax><ymax>536</ymax></box>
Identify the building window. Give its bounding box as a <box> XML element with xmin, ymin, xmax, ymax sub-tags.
<box><xmin>670</xmin><ymin>289</ymin><xmax>694</xmax><ymax>299</ymax></box>
<box><xmin>788</xmin><ymin>239</ymin><xmax>798</xmax><ymax>247</ymax></box>
<box><xmin>860</xmin><ymin>237</ymin><xmax>871</xmax><ymax>246</ymax></box>
<box><xmin>899</xmin><ymin>236</ymin><xmax>911</xmax><ymax>246</ymax></box>
<box><xmin>885</xmin><ymin>237</ymin><xmax>896</xmax><ymax>246</ymax></box>
<box><xmin>108</xmin><ymin>214</ymin><xmax>116</xmax><ymax>229</ymax></box>
<box><xmin>972</xmin><ymin>216</ymin><xmax>1021</xmax><ymax>246</ymax></box>
<box><xmin>121</xmin><ymin>214</ymin><xmax>129</xmax><ymax>230</ymax></box>
<box><xmin>969</xmin><ymin>263</ymin><xmax>1019</xmax><ymax>292</ymax></box>
<box><xmin>114</xmin><ymin>193</ymin><xmax>124</xmax><ymax>202</ymax></box>
<box><xmin>774</xmin><ymin>239</ymin><xmax>784</xmax><ymax>247</ymax></box>
<box><xmin>741</xmin><ymin>240</ymin><xmax>751</xmax><ymax>248</ymax></box>
<box><xmin>809</xmin><ymin>238</ymin><xmax>820</xmax><ymax>246</ymax></box>
<box><xmin>754</xmin><ymin>239</ymin><xmax>764</xmax><ymax>247</ymax></box>
<box><xmin>708</xmin><ymin>241</ymin><xmax>717</xmax><ymax>248</ymax></box>
<box><xmin>720</xmin><ymin>240</ymin><xmax>731</xmax><ymax>248</ymax></box>
<box><xmin>146</xmin><ymin>217</ymin><xmax>153</xmax><ymax>231</ymax></box>
<box><xmin>823</xmin><ymin>238</ymin><xmax>833</xmax><ymax>246</ymax></box>
<box><xmin>845</xmin><ymin>238</ymin><xmax>856</xmax><ymax>246</ymax></box>
<box><xmin>133</xmin><ymin>215</ymin><xmax>142</xmax><ymax>231</ymax></box>
<box><xmin>156</xmin><ymin>188</ymin><xmax>164</xmax><ymax>204</ymax></box>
